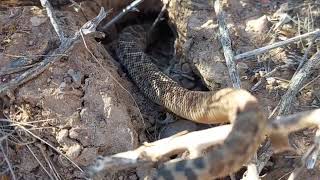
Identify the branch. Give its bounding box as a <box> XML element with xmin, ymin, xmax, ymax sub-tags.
<box><xmin>100</xmin><ymin>0</ymin><xmax>144</xmax><ymax>31</ymax></box>
<box><xmin>213</xmin><ymin>0</ymin><xmax>241</xmax><ymax>88</ymax></box>
<box><xmin>256</xmin><ymin>47</ymin><xmax>320</xmax><ymax>175</ymax></box>
<box><xmin>269</xmin><ymin>109</ymin><xmax>320</xmax><ymax>134</ymax></box>
<box><xmin>234</xmin><ymin>29</ymin><xmax>320</xmax><ymax>61</ymax></box>
<box><xmin>277</xmin><ymin>51</ymin><xmax>320</xmax><ymax>115</ymax></box>
<box><xmin>88</xmin><ymin>125</ymin><xmax>232</xmax><ymax>176</ymax></box>
<box><xmin>88</xmin><ymin>108</ymin><xmax>320</xmax><ymax>178</ymax></box>
<box><xmin>40</xmin><ymin>0</ymin><xmax>65</xmax><ymax>40</ymax></box>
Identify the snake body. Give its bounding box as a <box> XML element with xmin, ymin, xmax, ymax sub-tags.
<box><xmin>116</xmin><ymin>25</ymin><xmax>267</xmax><ymax>179</ymax></box>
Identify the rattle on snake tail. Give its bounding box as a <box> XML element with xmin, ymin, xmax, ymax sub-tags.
<box><xmin>116</xmin><ymin>25</ymin><xmax>267</xmax><ymax>179</ymax></box>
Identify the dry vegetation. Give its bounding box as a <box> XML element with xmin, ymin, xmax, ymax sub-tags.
<box><xmin>0</xmin><ymin>0</ymin><xmax>320</xmax><ymax>179</ymax></box>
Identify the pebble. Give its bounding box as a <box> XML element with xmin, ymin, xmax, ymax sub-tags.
<box><xmin>56</xmin><ymin>129</ymin><xmax>68</xmax><ymax>144</ymax></box>
<box><xmin>237</xmin><ymin>62</ymin><xmax>249</xmax><ymax>76</ymax></box>
<box><xmin>67</xmin><ymin>69</ymin><xmax>82</xmax><ymax>88</ymax></box>
<box><xmin>181</xmin><ymin>62</ymin><xmax>193</xmax><ymax>74</ymax></box>
<box><xmin>159</xmin><ymin>119</ymin><xmax>197</xmax><ymax>139</ymax></box>
<box><xmin>245</xmin><ymin>15</ymin><xmax>269</xmax><ymax>33</ymax></box>
<box><xmin>129</xmin><ymin>175</ymin><xmax>138</xmax><ymax>180</ymax></box>
<box><xmin>30</xmin><ymin>16</ymin><xmax>47</xmax><ymax>27</ymax></box>
<box><xmin>66</xmin><ymin>143</ymin><xmax>82</xmax><ymax>159</ymax></box>
<box><xmin>28</xmin><ymin>40</ymin><xmax>34</xmax><ymax>46</ymax></box>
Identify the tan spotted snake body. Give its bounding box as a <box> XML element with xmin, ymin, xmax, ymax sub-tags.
<box><xmin>116</xmin><ymin>25</ymin><xmax>267</xmax><ymax>179</ymax></box>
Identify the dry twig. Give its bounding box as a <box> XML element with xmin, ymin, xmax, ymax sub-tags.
<box><xmin>88</xmin><ymin>108</ymin><xmax>320</xmax><ymax>177</ymax></box>
<box><xmin>234</xmin><ymin>29</ymin><xmax>320</xmax><ymax>61</ymax></box>
<box><xmin>100</xmin><ymin>0</ymin><xmax>144</xmax><ymax>31</ymax></box>
<box><xmin>0</xmin><ymin>143</ymin><xmax>16</xmax><ymax>180</ymax></box>
<box><xmin>256</xmin><ymin>51</ymin><xmax>320</xmax><ymax>177</ymax></box>
<box><xmin>25</xmin><ymin>144</ymin><xmax>55</xmax><ymax>180</ymax></box>
<box><xmin>277</xmin><ymin>51</ymin><xmax>320</xmax><ymax>115</ymax></box>
<box><xmin>40</xmin><ymin>0</ymin><xmax>65</xmax><ymax>40</ymax></box>
<box><xmin>213</xmin><ymin>0</ymin><xmax>241</xmax><ymax>88</ymax></box>
<box><xmin>88</xmin><ymin>125</ymin><xmax>232</xmax><ymax>176</ymax></box>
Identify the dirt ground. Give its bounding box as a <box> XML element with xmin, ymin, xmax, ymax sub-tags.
<box><xmin>0</xmin><ymin>0</ymin><xmax>320</xmax><ymax>179</ymax></box>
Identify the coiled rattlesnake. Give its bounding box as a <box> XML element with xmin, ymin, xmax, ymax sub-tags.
<box><xmin>116</xmin><ymin>25</ymin><xmax>267</xmax><ymax>179</ymax></box>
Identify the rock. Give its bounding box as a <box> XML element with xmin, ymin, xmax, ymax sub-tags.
<box><xmin>129</xmin><ymin>174</ymin><xmax>138</xmax><ymax>180</ymax></box>
<box><xmin>67</xmin><ymin>69</ymin><xmax>82</xmax><ymax>88</ymax></box>
<box><xmin>181</xmin><ymin>62</ymin><xmax>193</xmax><ymax>74</ymax></box>
<box><xmin>30</xmin><ymin>16</ymin><xmax>47</xmax><ymax>27</ymax></box>
<box><xmin>237</xmin><ymin>62</ymin><xmax>249</xmax><ymax>77</ymax></box>
<box><xmin>193</xmin><ymin>56</ymin><xmax>229</xmax><ymax>90</ymax></box>
<box><xmin>66</xmin><ymin>143</ymin><xmax>82</xmax><ymax>159</ymax></box>
<box><xmin>57</xmin><ymin>129</ymin><xmax>82</xmax><ymax>159</ymax></box>
<box><xmin>159</xmin><ymin>120</ymin><xmax>197</xmax><ymax>139</ymax></box>
<box><xmin>28</xmin><ymin>40</ymin><xmax>34</xmax><ymax>46</ymax></box>
<box><xmin>56</xmin><ymin>129</ymin><xmax>69</xmax><ymax>144</ymax></box>
<box><xmin>245</xmin><ymin>15</ymin><xmax>270</xmax><ymax>33</ymax></box>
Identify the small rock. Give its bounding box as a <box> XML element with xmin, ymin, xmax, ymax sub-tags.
<box><xmin>237</xmin><ymin>62</ymin><xmax>249</xmax><ymax>77</ymax></box>
<box><xmin>59</xmin><ymin>81</ymin><xmax>67</xmax><ymax>91</ymax></box>
<box><xmin>28</xmin><ymin>40</ymin><xmax>34</xmax><ymax>46</ymax></box>
<box><xmin>181</xmin><ymin>63</ymin><xmax>193</xmax><ymax>74</ymax></box>
<box><xmin>56</xmin><ymin>129</ymin><xmax>69</xmax><ymax>144</ymax></box>
<box><xmin>69</xmin><ymin>128</ymin><xmax>81</xmax><ymax>139</ymax></box>
<box><xmin>66</xmin><ymin>143</ymin><xmax>82</xmax><ymax>159</ymax></box>
<box><xmin>68</xmin><ymin>69</ymin><xmax>82</xmax><ymax>88</ymax></box>
<box><xmin>30</xmin><ymin>16</ymin><xmax>47</xmax><ymax>27</ymax></box>
<box><xmin>245</xmin><ymin>15</ymin><xmax>270</xmax><ymax>33</ymax></box>
<box><xmin>58</xmin><ymin>154</ymin><xmax>72</xmax><ymax>167</ymax></box>
<box><xmin>159</xmin><ymin>120</ymin><xmax>197</xmax><ymax>139</ymax></box>
<box><xmin>129</xmin><ymin>174</ymin><xmax>138</xmax><ymax>180</ymax></box>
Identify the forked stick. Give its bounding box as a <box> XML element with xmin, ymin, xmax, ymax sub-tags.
<box><xmin>88</xmin><ymin>108</ymin><xmax>320</xmax><ymax>177</ymax></box>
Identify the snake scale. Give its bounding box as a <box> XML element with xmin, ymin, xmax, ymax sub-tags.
<box><xmin>116</xmin><ymin>25</ymin><xmax>268</xmax><ymax>179</ymax></box>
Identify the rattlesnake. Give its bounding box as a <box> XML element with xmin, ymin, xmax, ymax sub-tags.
<box><xmin>116</xmin><ymin>25</ymin><xmax>267</xmax><ymax>179</ymax></box>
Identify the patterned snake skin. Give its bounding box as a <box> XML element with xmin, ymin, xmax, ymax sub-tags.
<box><xmin>116</xmin><ymin>25</ymin><xmax>267</xmax><ymax>179</ymax></box>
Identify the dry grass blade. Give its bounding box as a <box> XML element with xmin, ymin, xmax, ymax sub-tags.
<box><xmin>39</xmin><ymin>145</ymin><xmax>62</xmax><ymax>180</ymax></box>
<box><xmin>15</xmin><ymin>125</ymin><xmax>83</xmax><ymax>173</ymax></box>
<box><xmin>0</xmin><ymin>143</ymin><xmax>16</xmax><ymax>180</ymax></box>
<box><xmin>25</xmin><ymin>144</ymin><xmax>55</xmax><ymax>180</ymax></box>
<box><xmin>235</xmin><ymin>30</ymin><xmax>320</xmax><ymax>61</ymax></box>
